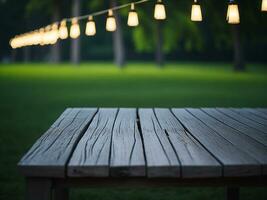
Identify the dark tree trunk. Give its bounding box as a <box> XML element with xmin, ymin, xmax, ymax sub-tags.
<box><xmin>11</xmin><ymin>49</ymin><xmax>17</xmax><ymax>62</ymax></box>
<box><xmin>23</xmin><ymin>47</ymin><xmax>30</xmax><ymax>63</ymax></box>
<box><xmin>232</xmin><ymin>25</ymin><xmax>245</xmax><ymax>71</ymax></box>
<box><xmin>71</xmin><ymin>0</ymin><xmax>81</xmax><ymax>65</ymax></box>
<box><xmin>50</xmin><ymin>0</ymin><xmax>61</xmax><ymax>63</ymax></box>
<box><xmin>155</xmin><ymin>21</ymin><xmax>164</xmax><ymax>67</ymax></box>
<box><xmin>111</xmin><ymin>0</ymin><xmax>125</xmax><ymax>68</ymax></box>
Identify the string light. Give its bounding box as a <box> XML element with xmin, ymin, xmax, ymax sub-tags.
<box><xmin>11</xmin><ymin>0</ymin><xmax>261</xmax><ymax>49</ymax></box>
<box><xmin>85</xmin><ymin>16</ymin><xmax>96</xmax><ymax>36</ymax></box>
<box><xmin>154</xmin><ymin>0</ymin><xmax>166</xmax><ymax>20</ymax></box>
<box><xmin>128</xmin><ymin>3</ymin><xmax>139</xmax><ymax>26</ymax></box>
<box><xmin>50</xmin><ymin>23</ymin><xmax>59</xmax><ymax>44</ymax></box>
<box><xmin>59</xmin><ymin>20</ymin><xmax>68</xmax><ymax>39</ymax></box>
<box><xmin>70</xmin><ymin>18</ymin><xmax>80</xmax><ymax>39</ymax></box>
<box><xmin>226</xmin><ymin>0</ymin><xmax>240</xmax><ymax>24</ymax></box>
<box><xmin>43</xmin><ymin>25</ymin><xmax>51</xmax><ymax>45</ymax></box>
<box><xmin>39</xmin><ymin>28</ymin><xmax>45</xmax><ymax>46</ymax></box>
<box><xmin>106</xmin><ymin>10</ymin><xmax>117</xmax><ymax>32</ymax></box>
<box><xmin>262</xmin><ymin>0</ymin><xmax>267</xmax><ymax>11</ymax></box>
<box><xmin>191</xmin><ymin>0</ymin><xmax>202</xmax><ymax>22</ymax></box>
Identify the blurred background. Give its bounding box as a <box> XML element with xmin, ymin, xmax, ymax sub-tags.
<box><xmin>0</xmin><ymin>0</ymin><xmax>267</xmax><ymax>200</ymax></box>
<box><xmin>0</xmin><ymin>0</ymin><xmax>267</xmax><ymax>68</ymax></box>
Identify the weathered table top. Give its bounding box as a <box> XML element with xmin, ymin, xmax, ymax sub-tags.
<box><xmin>18</xmin><ymin>108</ymin><xmax>267</xmax><ymax>179</ymax></box>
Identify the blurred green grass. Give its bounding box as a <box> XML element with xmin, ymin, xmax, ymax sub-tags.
<box><xmin>0</xmin><ymin>62</ymin><xmax>267</xmax><ymax>200</ymax></box>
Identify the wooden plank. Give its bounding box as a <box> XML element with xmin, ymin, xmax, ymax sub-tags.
<box><xmin>68</xmin><ymin>108</ymin><xmax>118</xmax><ymax>177</ymax></box>
<box><xmin>231</xmin><ymin>108</ymin><xmax>267</xmax><ymax>126</ymax></box>
<box><xmin>154</xmin><ymin>108</ymin><xmax>222</xmax><ymax>178</ymax></box>
<box><xmin>110</xmin><ymin>108</ymin><xmax>146</xmax><ymax>177</ymax></box>
<box><xmin>256</xmin><ymin>108</ymin><xmax>267</xmax><ymax>115</ymax></box>
<box><xmin>217</xmin><ymin>108</ymin><xmax>267</xmax><ymax>134</ymax></box>
<box><xmin>138</xmin><ymin>109</ymin><xmax>180</xmax><ymax>177</ymax></box>
<box><xmin>18</xmin><ymin>108</ymin><xmax>98</xmax><ymax>177</ymax></box>
<box><xmin>187</xmin><ymin>108</ymin><xmax>267</xmax><ymax>175</ymax></box>
<box><xmin>202</xmin><ymin>108</ymin><xmax>267</xmax><ymax>147</ymax></box>
<box><xmin>172</xmin><ymin>108</ymin><xmax>260</xmax><ymax>177</ymax></box>
<box><xmin>248</xmin><ymin>108</ymin><xmax>267</xmax><ymax>119</ymax></box>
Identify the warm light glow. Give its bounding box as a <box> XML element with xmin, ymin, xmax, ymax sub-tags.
<box><xmin>59</xmin><ymin>20</ymin><xmax>68</xmax><ymax>39</ymax></box>
<box><xmin>227</xmin><ymin>3</ymin><xmax>240</xmax><ymax>24</ymax></box>
<box><xmin>70</xmin><ymin>18</ymin><xmax>80</xmax><ymax>39</ymax></box>
<box><xmin>154</xmin><ymin>0</ymin><xmax>166</xmax><ymax>20</ymax></box>
<box><xmin>106</xmin><ymin>10</ymin><xmax>116</xmax><ymax>32</ymax></box>
<box><xmin>128</xmin><ymin>3</ymin><xmax>139</xmax><ymax>26</ymax></box>
<box><xmin>86</xmin><ymin>16</ymin><xmax>96</xmax><ymax>36</ymax></box>
<box><xmin>39</xmin><ymin>28</ymin><xmax>45</xmax><ymax>46</ymax></box>
<box><xmin>262</xmin><ymin>0</ymin><xmax>267</xmax><ymax>11</ymax></box>
<box><xmin>50</xmin><ymin>23</ymin><xmax>59</xmax><ymax>44</ymax></box>
<box><xmin>191</xmin><ymin>0</ymin><xmax>202</xmax><ymax>21</ymax></box>
<box><xmin>43</xmin><ymin>25</ymin><xmax>52</xmax><ymax>45</ymax></box>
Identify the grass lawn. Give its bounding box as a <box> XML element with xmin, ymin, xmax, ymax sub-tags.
<box><xmin>0</xmin><ymin>62</ymin><xmax>267</xmax><ymax>200</ymax></box>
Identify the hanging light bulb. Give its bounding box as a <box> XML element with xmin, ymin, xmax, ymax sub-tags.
<box><xmin>191</xmin><ymin>0</ymin><xmax>202</xmax><ymax>21</ymax></box>
<box><xmin>39</xmin><ymin>28</ymin><xmax>45</xmax><ymax>46</ymax></box>
<box><xmin>128</xmin><ymin>3</ymin><xmax>139</xmax><ymax>26</ymax></box>
<box><xmin>50</xmin><ymin>23</ymin><xmax>59</xmax><ymax>44</ymax></box>
<box><xmin>10</xmin><ymin>38</ymin><xmax>15</xmax><ymax>49</ymax></box>
<box><xmin>106</xmin><ymin>10</ymin><xmax>117</xmax><ymax>32</ymax></box>
<box><xmin>226</xmin><ymin>0</ymin><xmax>240</xmax><ymax>24</ymax></box>
<box><xmin>154</xmin><ymin>0</ymin><xmax>166</xmax><ymax>20</ymax></box>
<box><xmin>262</xmin><ymin>0</ymin><xmax>267</xmax><ymax>11</ymax></box>
<box><xmin>85</xmin><ymin>15</ymin><xmax>96</xmax><ymax>36</ymax></box>
<box><xmin>43</xmin><ymin>25</ymin><xmax>51</xmax><ymax>45</ymax></box>
<box><xmin>70</xmin><ymin>18</ymin><xmax>80</xmax><ymax>39</ymax></box>
<box><xmin>59</xmin><ymin>20</ymin><xmax>68</xmax><ymax>39</ymax></box>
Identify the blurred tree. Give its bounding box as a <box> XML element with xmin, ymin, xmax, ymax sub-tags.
<box><xmin>111</xmin><ymin>0</ymin><xmax>126</xmax><ymax>68</ymax></box>
<box><xmin>71</xmin><ymin>0</ymin><xmax>81</xmax><ymax>65</ymax></box>
<box><xmin>87</xmin><ymin>0</ymin><xmax>126</xmax><ymax>68</ymax></box>
<box><xmin>26</xmin><ymin>0</ymin><xmax>62</xmax><ymax>62</ymax></box>
<box><xmin>51</xmin><ymin>0</ymin><xmax>61</xmax><ymax>63</ymax></box>
<box><xmin>131</xmin><ymin>0</ymin><xmax>203</xmax><ymax>67</ymax></box>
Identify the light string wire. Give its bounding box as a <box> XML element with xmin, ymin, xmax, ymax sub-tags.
<box><xmin>9</xmin><ymin>0</ymin><xmax>154</xmax><ymax>48</ymax></box>
<box><xmin>63</xmin><ymin>0</ymin><xmax>150</xmax><ymax>23</ymax></box>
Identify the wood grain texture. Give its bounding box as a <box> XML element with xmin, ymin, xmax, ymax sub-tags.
<box><xmin>172</xmin><ymin>108</ymin><xmax>260</xmax><ymax>177</ymax></box>
<box><xmin>187</xmin><ymin>108</ymin><xmax>267</xmax><ymax>175</ymax></box>
<box><xmin>231</xmin><ymin>108</ymin><xmax>267</xmax><ymax>126</ymax></box>
<box><xmin>110</xmin><ymin>108</ymin><xmax>146</xmax><ymax>177</ymax></box>
<box><xmin>18</xmin><ymin>108</ymin><xmax>98</xmax><ymax>177</ymax></box>
<box><xmin>154</xmin><ymin>108</ymin><xmax>221</xmax><ymax>178</ymax></box>
<box><xmin>256</xmin><ymin>108</ymin><xmax>267</xmax><ymax>116</ymax></box>
<box><xmin>217</xmin><ymin>108</ymin><xmax>267</xmax><ymax>134</ymax></box>
<box><xmin>68</xmin><ymin>108</ymin><xmax>118</xmax><ymax>177</ymax></box>
<box><xmin>138</xmin><ymin>109</ymin><xmax>180</xmax><ymax>177</ymax></box>
<box><xmin>202</xmin><ymin>108</ymin><xmax>267</xmax><ymax>147</ymax></box>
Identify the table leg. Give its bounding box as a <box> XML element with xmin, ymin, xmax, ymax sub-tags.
<box><xmin>226</xmin><ymin>187</ymin><xmax>239</xmax><ymax>200</ymax></box>
<box><xmin>54</xmin><ymin>186</ymin><xmax>69</xmax><ymax>200</ymax></box>
<box><xmin>26</xmin><ymin>178</ymin><xmax>52</xmax><ymax>200</ymax></box>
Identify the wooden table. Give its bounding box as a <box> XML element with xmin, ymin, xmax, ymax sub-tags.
<box><xmin>18</xmin><ymin>108</ymin><xmax>267</xmax><ymax>200</ymax></box>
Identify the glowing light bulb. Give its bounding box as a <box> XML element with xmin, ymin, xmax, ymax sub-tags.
<box><xmin>106</xmin><ymin>10</ymin><xmax>116</xmax><ymax>32</ymax></box>
<box><xmin>59</xmin><ymin>20</ymin><xmax>68</xmax><ymax>39</ymax></box>
<box><xmin>191</xmin><ymin>0</ymin><xmax>202</xmax><ymax>21</ymax></box>
<box><xmin>227</xmin><ymin>2</ymin><xmax>240</xmax><ymax>24</ymax></box>
<box><xmin>50</xmin><ymin>23</ymin><xmax>59</xmax><ymax>44</ymax></box>
<box><xmin>10</xmin><ymin>38</ymin><xmax>15</xmax><ymax>49</ymax></box>
<box><xmin>43</xmin><ymin>25</ymin><xmax>51</xmax><ymax>45</ymax></box>
<box><xmin>39</xmin><ymin>28</ymin><xmax>45</xmax><ymax>46</ymax></box>
<box><xmin>154</xmin><ymin>0</ymin><xmax>166</xmax><ymax>20</ymax></box>
<box><xmin>262</xmin><ymin>0</ymin><xmax>267</xmax><ymax>11</ymax></box>
<box><xmin>128</xmin><ymin>3</ymin><xmax>139</xmax><ymax>26</ymax></box>
<box><xmin>70</xmin><ymin>18</ymin><xmax>80</xmax><ymax>39</ymax></box>
<box><xmin>86</xmin><ymin>16</ymin><xmax>96</xmax><ymax>36</ymax></box>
